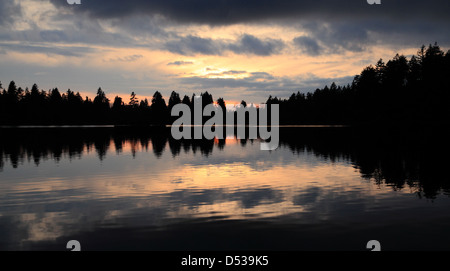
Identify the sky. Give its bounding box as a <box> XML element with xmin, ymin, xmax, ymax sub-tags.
<box><xmin>0</xmin><ymin>0</ymin><xmax>449</xmax><ymax>104</ymax></box>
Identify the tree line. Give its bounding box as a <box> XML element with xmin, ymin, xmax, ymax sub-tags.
<box><xmin>269</xmin><ymin>43</ymin><xmax>450</xmax><ymax>126</ymax></box>
<box><xmin>0</xmin><ymin>43</ymin><xmax>449</xmax><ymax>126</ymax></box>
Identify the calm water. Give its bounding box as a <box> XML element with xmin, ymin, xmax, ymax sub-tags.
<box><xmin>1</xmin><ymin>127</ymin><xmax>450</xmax><ymax>251</ymax></box>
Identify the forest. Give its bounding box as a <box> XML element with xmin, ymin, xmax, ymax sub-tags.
<box><xmin>0</xmin><ymin>43</ymin><xmax>449</xmax><ymax>127</ymax></box>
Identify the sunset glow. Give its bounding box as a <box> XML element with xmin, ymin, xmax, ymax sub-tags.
<box><xmin>1</xmin><ymin>0</ymin><xmax>445</xmax><ymax>104</ymax></box>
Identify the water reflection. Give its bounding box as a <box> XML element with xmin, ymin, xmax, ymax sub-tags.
<box><xmin>0</xmin><ymin>127</ymin><xmax>450</xmax><ymax>250</ymax></box>
<box><xmin>1</xmin><ymin>127</ymin><xmax>449</xmax><ymax>198</ymax></box>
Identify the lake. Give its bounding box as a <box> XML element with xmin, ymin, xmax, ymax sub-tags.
<box><xmin>1</xmin><ymin>126</ymin><xmax>450</xmax><ymax>250</ymax></box>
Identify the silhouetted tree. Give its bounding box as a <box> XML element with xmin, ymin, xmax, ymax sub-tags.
<box><xmin>129</xmin><ymin>92</ymin><xmax>138</xmax><ymax>108</ymax></box>
<box><xmin>91</xmin><ymin>88</ymin><xmax>110</xmax><ymax>123</ymax></box>
<box><xmin>168</xmin><ymin>91</ymin><xmax>181</xmax><ymax>111</ymax></box>
<box><xmin>140</xmin><ymin>98</ymin><xmax>149</xmax><ymax>109</ymax></box>
<box><xmin>93</xmin><ymin>88</ymin><xmax>109</xmax><ymax>109</ymax></box>
<box><xmin>201</xmin><ymin>91</ymin><xmax>214</xmax><ymax>107</ymax></box>
<box><xmin>217</xmin><ymin>97</ymin><xmax>226</xmax><ymax>116</ymax></box>
<box><xmin>151</xmin><ymin>91</ymin><xmax>168</xmax><ymax>125</ymax></box>
<box><xmin>181</xmin><ymin>95</ymin><xmax>191</xmax><ymax>106</ymax></box>
<box><xmin>112</xmin><ymin>96</ymin><xmax>124</xmax><ymax>110</ymax></box>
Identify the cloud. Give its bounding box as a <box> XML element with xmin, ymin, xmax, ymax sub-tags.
<box><xmin>164</xmin><ymin>34</ymin><xmax>285</xmax><ymax>56</ymax></box>
<box><xmin>300</xmin><ymin>22</ymin><xmax>369</xmax><ymax>53</ymax></box>
<box><xmin>203</xmin><ymin>70</ymin><xmax>248</xmax><ymax>77</ymax></box>
<box><xmin>221</xmin><ymin>70</ymin><xmax>246</xmax><ymax>75</ymax></box>
<box><xmin>179</xmin><ymin>71</ymin><xmax>355</xmax><ymax>96</ymax></box>
<box><xmin>47</xmin><ymin>0</ymin><xmax>450</xmax><ymax>52</ymax></box>
<box><xmin>293</xmin><ymin>36</ymin><xmax>322</xmax><ymax>56</ymax></box>
<box><xmin>0</xmin><ymin>42</ymin><xmax>98</xmax><ymax>57</ymax></box>
<box><xmin>105</xmin><ymin>54</ymin><xmax>143</xmax><ymax>62</ymax></box>
<box><xmin>167</xmin><ymin>61</ymin><xmax>194</xmax><ymax>66</ymax></box>
<box><xmin>48</xmin><ymin>0</ymin><xmax>450</xmax><ymax>26</ymax></box>
<box><xmin>4</xmin><ymin>0</ymin><xmax>448</xmax><ymax>59</ymax></box>
<box><xmin>248</xmin><ymin>72</ymin><xmax>274</xmax><ymax>80</ymax></box>
<box><xmin>0</xmin><ymin>0</ymin><xmax>22</xmax><ymax>27</ymax></box>
<box><xmin>164</xmin><ymin>35</ymin><xmax>222</xmax><ymax>55</ymax></box>
<box><xmin>39</xmin><ymin>30</ymin><xmax>69</xmax><ymax>43</ymax></box>
<box><xmin>0</xmin><ymin>13</ymin><xmax>135</xmax><ymax>48</ymax></box>
<box><xmin>228</xmin><ymin>34</ymin><xmax>285</xmax><ymax>56</ymax></box>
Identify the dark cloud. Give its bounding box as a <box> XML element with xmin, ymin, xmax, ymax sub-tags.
<box><xmin>228</xmin><ymin>34</ymin><xmax>285</xmax><ymax>56</ymax></box>
<box><xmin>296</xmin><ymin>17</ymin><xmax>450</xmax><ymax>55</ymax></box>
<box><xmin>2</xmin><ymin>1</ymin><xmax>447</xmax><ymax>59</ymax></box>
<box><xmin>0</xmin><ymin>0</ymin><xmax>22</xmax><ymax>27</ymax></box>
<box><xmin>292</xmin><ymin>22</ymin><xmax>370</xmax><ymax>55</ymax></box>
<box><xmin>108</xmin><ymin>15</ymin><xmax>170</xmax><ymax>38</ymax></box>
<box><xmin>298</xmin><ymin>21</ymin><xmax>369</xmax><ymax>54</ymax></box>
<box><xmin>47</xmin><ymin>0</ymin><xmax>450</xmax><ymax>53</ymax></box>
<box><xmin>164</xmin><ymin>34</ymin><xmax>285</xmax><ymax>56</ymax></box>
<box><xmin>49</xmin><ymin>0</ymin><xmax>450</xmax><ymax>26</ymax></box>
<box><xmin>294</xmin><ymin>36</ymin><xmax>322</xmax><ymax>56</ymax></box>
